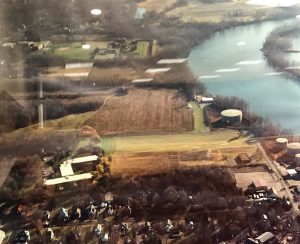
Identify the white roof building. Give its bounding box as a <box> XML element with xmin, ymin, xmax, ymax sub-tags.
<box><xmin>0</xmin><ymin>230</ymin><xmax>5</xmax><ymax>244</ymax></box>
<box><xmin>145</xmin><ymin>68</ymin><xmax>171</xmax><ymax>74</ymax></box>
<box><xmin>60</xmin><ymin>163</ymin><xmax>74</xmax><ymax>177</ymax></box>
<box><xmin>132</xmin><ymin>78</ymin><xmax>153</xmax><ymax>83</ymax></box>
<box><xmin>157</xmin><ymin>58</ymin><xmax>187</xmax><ymax>64</ymax></box>
<box><xmin>64</xmin><ymin>155</ymin><xmax>98</xmax><ymax>164</ymax></box>
<box><xmin>65</xmin><ymin>62</ymin><xmax>94</xmax><ymax>69</ymax></box>
<box><xmin>44</xmin><ymin>173</ymin><xmax>93</xmax><ymax>186</ymax></box>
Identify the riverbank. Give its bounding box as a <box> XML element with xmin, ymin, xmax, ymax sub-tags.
<box><xmin>262</xmin><ymin>22</ymin><xmax>300</xmax><ymax>80</ymax></box>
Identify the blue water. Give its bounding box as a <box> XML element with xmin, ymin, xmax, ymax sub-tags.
<box><xmin>188</xmin><ymin>20</ymin><xmax>300</xmax><ymax>133</ymax></box>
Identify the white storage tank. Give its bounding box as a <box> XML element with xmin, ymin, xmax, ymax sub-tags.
<box><xmin>287</xmin><ymin>142</ymin><xmax>300</xmax><ymax>156</ymax></box>
<box><xmin>276</xmin><ymin>137</ymin><xmax>288</xmax><ymax>149</ymax></box>
<box><xmin>221</xmin><ymin>109</ymin><xmax>242</xmax><ymax>125</ymax></box>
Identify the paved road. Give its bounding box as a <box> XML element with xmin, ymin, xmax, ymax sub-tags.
<box><xmin>257</xmin><ymin>142</ymin><xmax>299</xmax><ymax>214</ymax></box>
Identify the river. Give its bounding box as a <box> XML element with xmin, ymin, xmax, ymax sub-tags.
<box><xmin>188</xmin><ymin>20</ymin><xmax>300</xmax><ymax>133</ymax></box>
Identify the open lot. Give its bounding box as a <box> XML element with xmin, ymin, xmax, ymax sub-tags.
<box><xmin>85</xmin><ymin>88</ymin><xmax>194</xmax><ymax>135</ymax></box>
<box><xmin>234</xmin><ymin>168</ymin><xmax>283</xmax><ymax>196</ymax></box>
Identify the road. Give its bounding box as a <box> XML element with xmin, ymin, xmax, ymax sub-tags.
<box><xmin>257</xmin><ymin>142</ymin><xmax>299</xmax><ymax>215</ymax></box>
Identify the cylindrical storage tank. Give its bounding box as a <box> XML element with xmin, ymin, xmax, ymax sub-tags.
<box><xmin>276</xmin><ymin>137</ymin><xmax>288</xmax><ymax>149</ymax></box>
<box><xmin>287</xmin><ymin>142</ymin><xmax>300</xmax><ymax>156</ymax></box>
<box><xmin>221</xmin><ymin>109</ymin><xmax>242</xmax><ymax>125</ymax></box>
<box><xmin>295</xmin><ymin>154</ymin><xmax>300</xmax><ymax>165</ymax></box>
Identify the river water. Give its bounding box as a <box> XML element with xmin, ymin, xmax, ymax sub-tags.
<box><xmin>188</xmin><ymin>20</ymin><xmax>300</xmax><ymax>133</ymax></box>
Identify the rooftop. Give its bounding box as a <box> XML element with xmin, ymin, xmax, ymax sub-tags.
<box><xmin>64</xmin><ymin>155</ymin><xmax>98</xmax><ymax>165</ymax></box>
<box><xmin>157</xmin><ymin>58</ymin><xmax>187</xmax><ymax>64</ymax></box>
<box><xmin>145</xmin><ymin>68</ymin><xmax>171</xmax><ymax>74</ymax></box>
<box><xmin>221</xmin><ymin>109</ymin><xmax>242</xmax><ymax>117</ymax></box>
<box><xmin>60</xmin><ymin>163</ymin><xmax>74</xmax><ymax>177</ymax></box>
<box><xmin>44</xmin><ymin>173</ymin><xmax>93</xmax><ymax>186</ymax></box>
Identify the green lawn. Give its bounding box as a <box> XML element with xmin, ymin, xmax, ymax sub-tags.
<box><xmin>44</xmin><ymin>111</ymin><xmax>94</xmax><ymax>129</ymax></box>
<box><xmin>133</xmin><ymin>41</ymin><xmax>149</xmax><ymax>57</ymax></box>
<box><xmin>188</xmin><ymin>101</ymin><xmax>204</xmax><ymax>132</ymax></box>
<box><xmin>101</xmin><ymin>136</ymin><xmax>115</xmax><ymax>155</ymax></box>
<box><xmin>40</xmin><ymin>41</ymin><xmax>109</xmax><ymax>60</ymax></box>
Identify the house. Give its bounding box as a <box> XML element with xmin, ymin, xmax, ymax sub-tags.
<box><xmin>235</xmin><ymin>153</ymin><xmax>251</xmax><ymax>164</ymax></box>
<box><xmin>245</xmin><ymin>232</ymin><xmax>275</xmax><ymax>244</ymax></box>
<box><xmin>44</xmin><ymin>155</ymin><xmax>99</xmax><ymax>186</ymax></box>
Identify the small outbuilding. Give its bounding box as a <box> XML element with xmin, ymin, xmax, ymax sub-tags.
<box><xmin>235</xmin><ymin>153</ymin><xmax>251</xmax><ymax>164</ymax></box>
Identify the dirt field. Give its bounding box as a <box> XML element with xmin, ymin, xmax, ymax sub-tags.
<box><xmin>138</xmin><ymin>0</ymin><xmax>177</xmax><ymax>13</ymax></box>
<box><xmin>85</xmin><ymin>88</ymin><xmax>194</xmax><ymax>135</ymax></box>
<box><xmin>111</xmin><ymin>150</ymin><xmax>226</xmax><ymax>177</ymax></box>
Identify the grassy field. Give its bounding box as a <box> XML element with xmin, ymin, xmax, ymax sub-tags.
<box><xmin>188</xmin><ymin>101</ymin><xmax>204</xmax><ymax>132</ymax></box>
<box><xmin>43</xmin><ymin>111</ymin><xmax>94</xmax><ymax>130</ymax></box>
<box><xmin>85</xmin><ymin>88</ymin><xmax>194</xmax><ymax>135</ymax></box>
<box><xmin>166</xmin><ymin>0</ymin><xmax>276</xmax><ymax>23</ymax></box>
<box><xmin>107</xmin><ymin>130</ymin><xmax>258</xmax><ymax>176</ymax></box>
<box><xmin>88</xmin><ymin>67</ymin><xmax>139</xmax><ymax>86</ymax></box>
<box><xmin>138</xmin><ymin>0</ymin><xmax>177</xmax><ymax>13</ymax></box>
<box><xmin>3</xmin><ymin>111</ymin><xmax>94</xmax><ymax>144</ymax></box>
<box><xmin>41</xmin><ymin>41</ymin><xmax>109</xmax><ymax>60</ymax></box>
<box><xmin>134</xmin><ymin>41</ymin><xmax>150</xmax><ymax>57</ymax></box>
<box><xmin>102</xmin><ymin>130</ymin><xmax>256</xmax><ymax>155</ymax></box>
<box><xmin>37</xmin><ymin>40</ymin><xmax>154</xmax><ymax>60</ymax></box>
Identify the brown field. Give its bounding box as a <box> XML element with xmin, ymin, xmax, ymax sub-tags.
<box><xmin>85</xmin><ymin>88</ymin><xmax>193</xmax><ymax>135</ymax></box>
<box><xmin>87</xmin><ymin>67</ymin><xmax>139</xmax><ymax>86</ymax></box>
<box><xmin>40</xmin><ymin>67</ymin><xmax>92</xmax><ymax>78</ymax></box>
<box><xmin>138</xmin><ymin>0</ymin><xmax>177</xmax><ymax>13</ymax></box>
<box><xmin>107</xmin><ymin>129</ymin><xmax>259</xmax><ymax>177</ymax></box>
<box><xmin>111</xmin><ymin>150</ymin><xmax>227</xmax><ymax>177</ymax></box>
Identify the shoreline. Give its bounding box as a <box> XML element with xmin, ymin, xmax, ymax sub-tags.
<box><xmin>262</xmin><ymin>24</ymin><xmax>300</xmax><ymax>81</ymax></box>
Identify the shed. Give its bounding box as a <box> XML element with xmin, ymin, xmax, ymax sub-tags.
<box><xmin>235</xmin><ymin>153</ymin><xmax>251</xmax><ymax>164</ymax></box>
<box><xmin>287</xmin><ymin>169</ymin><xmax>297</xmax><ymax>177</ymax></box>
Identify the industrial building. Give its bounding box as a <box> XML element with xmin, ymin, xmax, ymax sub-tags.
<box><xmin>287</xmin><ymin>142</ymin><xmax>300</xmax><ymax>156</ymax></box>
<box><xmin>44</xmin><ymin>155</ymin><xmax>99</xmax><ymax>186</ymax></box>
<box><xmin>221</xmin><ymin>109</ymin><xmax>242</xmax><ymax>125</ymax></box>
<box><xmin>275</xmin><ymin>137</ymin><xmax>288</xmax><ymax>149</ymax></box>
